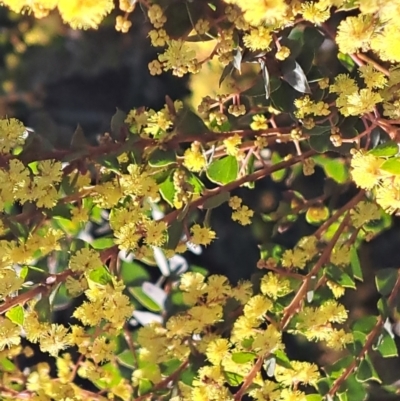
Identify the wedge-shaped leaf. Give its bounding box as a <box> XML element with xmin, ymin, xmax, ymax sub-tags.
<box><xmin>281</xmin><ymin>59</ymin><xmax>311</xmax><ymax>93</ymax></box>
<box><xmin>223</xmin><ymin>371</ymin><xmax>243</xmax><ymax>386</ymax></box>
<box><xmin>129</xmin><ymin>286</ymin><xmax>163</xmax><ymax>312</ymax></box>
<box><xmin>350</xmin><ymin>246</ymin><xmax>363</xmax><ymax>282</ymax></box>
<box><xmin>203</xmin><ymin>191</ymin><xmax>230</xmax><ymax>209</ymax></box>
<box><xmin>375</xmin><ymin>268</ymin><xmax>398</xmax><ymax>296</ymax></box>
<box><xmin>116</xmin><ymin>350</ymin><xmax>136</xmax><ymax>369</ymax></box>
<box><xmin>368</xmin><ymin>140</ymin><xmax>399</xmax><ymax>157</ymax></box>
<box><xmin>120</xmin><ymin>260</ymin><xmax>150</xmax><ymax>285</ymax></box>
<box><xmin>374</xmin><ymin>329</ymin><xmax>398</xmax><ymax>358</ymax></box>
<box><xmin>159</xmin><ymin>172</ymin><xmax>176</xmax><ymax>207</ymax></box>
<box><xmin>380</xmin><ymin>158</ymin><xmax>400</xmax><ymax>175</ymax></box>
<box><xmin>166</xmin><ymin>220</ymin><xmax>184</xmax><ymax>250</ymax></box>
<box><xmin>231</xmin><ymin>352</ymin><xmax>256</xmax><ymax>364</ymax></box>
<box><xmin>352</xmin><ymin>316</ymin><xmax>378</xmax><ymax>334</ymax></box>
<box><xmin>88</xmin><ymin>266</ymin><xmax>113</xmax><ymax>286</ymax></box>
<box><xmin>207</xmin><ymin>156</ymin><xmax>238</xmax><ymax>185</ymax></box>
<box><xmin>91</xmin><ymin>237</ymin><xmax>115</xmax><ymax>250</ymax></box>
<box><xmin>232</xmin><ymin>47</ymin><xmax>242</xmax><ymax>73</ymax></box>
<box><xmin>70</xmin><ymin>124</ymin><xmax>90</xmax><ymax>151</ymax></box>
<box><xmin>148</xmin><ymin>149</ymin><xmax>176</xmax><ymax>167</ymax></box>
<box><xmin>142</xmin><ymin>281</ymin><xmax>167</xmax><ymax>309</ymax></box>
<box><xmin>219</xmin><ymin>62</ymin><xmax>235</xmax><ymax>87</ymax></box>
<box><xmin>325</xmin><ymin>265</ymin><xmax>355</xmax><ymax>288</ymax></box>
<box><xmin>110</xmin><ymin>108</ymin><xmax>127</xmax><ymax>140</ymax></box>
<box><xmin>6</xmin><ymin>305</ymin><xmax>24</xmax><ymax>326</ymax></box>
<box><xmin>356</xmin><ymin>355</ymin><xmax>381</xmax><ymax>383</ymax></box>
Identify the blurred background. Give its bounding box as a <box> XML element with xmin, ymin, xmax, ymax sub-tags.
<box><xmin>1</xmin><ymin>2</ymin><xmax>400</xmax><ymax>399</ymax></box>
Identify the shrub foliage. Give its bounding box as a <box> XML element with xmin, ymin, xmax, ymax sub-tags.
<box><xmin>1</xmin><ymin>1</ymin><xmax>400</xmax><ymax>401</ymax></box>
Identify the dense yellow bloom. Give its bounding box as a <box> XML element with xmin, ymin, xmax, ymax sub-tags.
<box><xmin>275</xmin><ymin>360</ymin><xmax>320</xmax><ymax>387</ymax></box>
<box><xmin>183</xmin><ymin>143</ymin><xmax>207</xmax><ymax>172</ymax></box>
<box><xmin>225</xmin><ymin>0</ymin><xmax>289</xmax><ymax>26</ymax></box>
<box><xmin>39</xmin><ymin>324</ymin><xmax>71</xmax><ymax>357</ymax></box>
<box><xmin>336</xmin><ymin>15</ymin><xmax>375</xmax><ymax>54</ymax></box>
<box><xmin>57</xmin><ymin>0</ymin><xmax>114</xmax><ymax>29</ymax></box>
<box><xmin>243</xmin><ymin>27</ymin><xmax>272</xmax><ymax>51</ymax></box>
<box><xmin>244</xmin><ymin>294</ymin><xmax>272</xmax><ymax>320</ymax></box>
<box><xmin>350</xmin><ymin>151</ymin><xmax>384</xmax><ymax>189</ymax></box>
<box><xmin>0</xmin><ymin>118</ymin><xmax>26</xmax><ymax>154</ymax></box>
<box><xmin>0</xmin><ymin>317</ymin><xmax>21</xmax><ymax>350</ymax></box>
<box><xmin>261</xmin><ymin>272</ymin><xmax>292</xmax><ymax>300</ymax></box>
<box><xmin>206</xmin><ymin>338</ymin><xmax>230</xmax><ymax>365</ymax></box>
<box><xmin>252</xmin><ymin>325</ymin><xmax>283</xmax><ymax>355</ymax></box>
<box><xmin>190</xmin><ymin>224</ymin><xmax>217</xmax><ymax>246</ymax></box>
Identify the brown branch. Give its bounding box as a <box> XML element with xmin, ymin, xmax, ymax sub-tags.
<box><xmin>327</xmin><ymin>271</ymin><xmax>400</xmax><ymax>396</ymax></box>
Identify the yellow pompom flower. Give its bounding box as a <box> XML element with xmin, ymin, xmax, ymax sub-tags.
<box><xmin>350</xmin><ymin>151</ymin><xmax>383</xmax><ymax>190</ymax></box>
<box><xmin>190</xmin><ymin>224</ymin><xmax>216</xmax><ymax>246</ymax></box>
<box><xmin>57</xmin><ymin>0</ymin><xmax>114</xmax><ymax>29</ymax></box>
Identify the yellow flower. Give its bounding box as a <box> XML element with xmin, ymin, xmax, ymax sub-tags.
<box><xmin>251</xmin><ymin>114</ymin><xmax>268</xmax><ymax>131</ymax></box>
<box><xmin>0</xmin><ymin>317</ymin><xmax>21</xmax><ymax>350</ymax></box>
<box><xmin>350</xmin><ymin>151</ymin><xmax>383</xmax><ymax>189</ymax></box>
<box><xmin>260</xmin><ymin>272</ymin><xmax>292</xmax><ymax>300</ymax></box>
<box><xmin>336</xmin><ymin>15</ymin><xmax>375</xmax><ymax>54</ymax></box>
<box><xmin>57</xmin><ymin>0</ymin><xmax>114</xmax><ymax>29</ymax></box>
<box><xmin>252</xmin><ymin>325</ymin><xmax>283</xmax><ymax>355</ymax></box>
<box><xmin>190</xmin><ymin>224</ymin><xmax>217</xmax><ymax>246</ymax></box>
<box><xmin>206</xmin><ymin>338</ymin><xmax>230</xmax><ymax>365</ymax></box>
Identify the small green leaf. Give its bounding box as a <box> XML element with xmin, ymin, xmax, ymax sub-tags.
<box><xmin>34</xmin><ymin>297</ymin><xmax>52</xmax><ymax>323</ymax></box>
<box><xmin>223</xmin><ymin>371</ymin><xmax>243</xmax><ymax>386</ymax></box>
<box><xmin>88</xmin><ymin>266</ymin><xmax>113</xmax><ymax>286</ymax></box>
<box><xmin>324</xmin><ymin>356</ymin><xmax>353</xmax><ymax>379</ymax></box>
<box><xmin>120</xmin><ymin>260</ymin><xmax>150</xmax><ymax>285</ymax></box>
<box><xmin>275</xmin><ymin>350</ymin><xmax>293</xmax><ymax>369</ymax></box>
<box><xmin>187</xmin><ymin>172</ymin><xmax>205</xmax><ymax>194</ymax></box>
<box><xmin>325</xmin><ymin>265</ymin><xmax>355</xmax><ymax>288</ymax></box>
<box><xmin>166</xmin><ymin>220</ymin><xmax>184</xmax><ymax>250</ymax></box>
<box><xmin>374</xmin><ymin>329</ymin><xmax>398</xmax><ymax>358</ymax></box>
<box><xmin>70</xmin><ymin>124</ymin><xmax>90</xmax><ymax>150</ymax></box>
<box><xmin>159</xmin><ymin>172</ymin><xmax>176</xmax><ymax>207</ymax></box>
<box><xmin>128</xmin><ymin>287</ymin><xmax>163</xmax><ymax>312</ymax></box>
<box><xmin>219</xmin><ymin>62</ymin><xmax>235</xmax><ymax>87</ymax></box>
<box><xmin>116</xmin><ymin>350</ymin><xmax>136</xmax><ymax>369</ymax></box>
<box><xmin>350</xmin><ymin>246</ymin><xmax>363</xmax><ymax>281</ymax></box>
<box><xmin>380</xmin><ymin>158</ymin><xmax>400</xmax><ymax>175</ymax></box>
<box><xmin>138</xmin><ymin>378</ymin><xmax>153</xmax><ymax>395</ymax></box>
<box><xmin>148</xmin><ymin>149</ymin><xmax>176</xmax><ymax>167</ymax></box>
<box><xmin>368</xmin><ymin>140</ymin><xmax>399</xmax><ymax>157</ymax></box>
<box><xmin>207</xmin><ymin>156</ymin><xmax>238</xmax><ymax>185</ymax></box>
<box><xmin>6</xmin><ymin>305</ymin><xmax>24</xmax><ymax>325</ymax></box>
<box><xmin>0</xmin><ymin>358</ymin><xmax>16</xmax><ymax>372</ymax></box>
<box><xmin>91</xmin><ymin>237</ymin><xmax>115</xmax><ymax>250</ymax></box>
<box><xmin>271</xmin><ymin>152</ymin><xmax>286</xmax><ymax>182</ymax></box>
<box><xmin>338</xmin><ymin>52</ymin><xmax>356</xmax><ymax>72</ymax></box>
<box><xmin>110</xmin><ymin>108</ymin><xmax>127</xmax><ymax>140</ymax></box>
<box><xmin>259</xmin><ymin>58</ymin><xmax>270</xmax><ymax>99</ymax></box>
<box><xmin>306</xmin><ymin>395</ymin><xmax>323</xmax><ymax>401</ymax></box>
<box><xmin>352</xmin><ymin>316</ymin><xmax>378</xmax><ymax>334</ymax></box>
<box><xmin>231</xmin><ymin>352</ymin><xmax>256</xmax><ymax>364</ymax></box>
<box><xmin>203</xmin><ymin>191</ymin><xmax>230</xmax><ymax>209</ymax></box>
<box><xmin>356</xmin><ymin>355</ymin><xmax>381</xmax><ymax>383</ymax></box>
<box><xmin>375</xmin><ymin>268</ymin><xmax>398</xmax><ymax>296</ymax></box>
<box><xmin>281</xmin><ymin>59</ymin><xmax>311</xmax><ymax>93</ymax></box>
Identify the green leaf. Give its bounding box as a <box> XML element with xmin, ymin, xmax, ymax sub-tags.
<box><xmin>314</xmin><ymin>156</ymin><xmax>349</xmax><ymax>184</ymax></box>
<box><xmin>91</xmin><ymin>237</ymin><xmax>115</xmax><ymax>250</ymax></box>
<box><xmin>128</xmin><ymin>287</ymin><xmax>163</xmax><ymax>312</ymax></box>
<box><xmin>303</xmin><ymin>27</ymin><xmax>325</xmax><ymax>49</ymax></box>
<box><xmin>70</xmin><ymin>124</ymin><xmax>90</xmax><ymax>150</ymax></box>
<box><xmin>338</xmin><ymin>52</ymin><xmax>356</xmax><ymax>72</ymax></box>
<box><xmin>34</xmin><ymin>296</ymin><xmax>52</xmax><ymax>323</ymax></box>
<box><xmin>274</xmin><ymin>350</ymin><xmax>293</xmax><ymax>369</ymax></box>
<box><xmin>5</xmin><ymin>305</ymin><xmax>24</xmax><ymax>325</ymax></box>
<box><xmin>187</xmin><ymin>172</ymin><xmax>205</xmax><ymax>194</ymax></box>
<box><xmin>219</xmin><ymin>62</ymin><xmax>235</xmax><ymax>87</ymax></box>
<box><xmin>316</xmin><ymin>378</ymin><xmax>333</xmax><ymax>396</ymax></box>
<box><xmin>148</xmin><ymin>149</ymin><xmax>176</xmax><ymax>167</ymax></box>
<box><xmin>325</xmin><ymin>265</ymin><xmax>355</xmax><ymax>288</ymax></box>
<box><xmin>374</xmin><ymin>329</ymin><xmax>398</xmax><ymax>358</ymax></box>
<box><xmin>356</xmin><ymin>355</ymin><xmax>381</xmax><ymax>383</ymax></box>
<box><xmin>110</xmin><ymin>108</ymin><xmax>127</xmax><ymax>140</ymax></box>
<box><xmin>207</xmin><ymin>156</ymin><xmax>238</xmax><ymax>185</ymax></box>
<box><xmin>159</xmin><ymin>172</ymin><xmax>176</xmax><ymax>207</ymax></box>
<box><xmin>88</xmin><ymin>266</ymin><xmax>113</xmax><ymax>286</ymax></box>
<box><xmin>324</xmin><ymin>355</ymin><xmax>353</xmax><ymax>379</ymax></box>
<box><xmin>0</xmin><ymin>358</ymin><xmax>16</xmax><ymax>372</ymax></box>
<box><xmin>93</xmin><ymin>363</ymin><xmax>123</xmax><ymax>390</ymax></box>
<box><xmin>203</xmin><ymin>191</ymin><xmax>230</xmax><ymax>209</ymax></box>
<box><xmin>259</xmin><ymin>58</ymin><xmax>270</xmax><ymax>99</ymax></box>
<box><xmin>271</xmin><ymin>152</ymin><xmax>286</xmax><ymax>182</ymax></box>
<box><xmin>338</xmin><ymin>375</ymin><xmax>367</xmax><ymax>401</ymax></box>
<box><xmin>231</xmin><ymin>352</ymin><xmax>256</xmax><ymax>364</ymax></box>
<box><xmin>120</xmin><ymin>260</ymin><xmax>150</xmax><ymax>285</ymax></box>
<box><xmin>380</xmin><ymin>158</ymin><xmax>400</xmax><ymax>175</ymax></box>
<box><xmin>303</xmin><ymin>125</ymin><xmax>331</xmax><ymax>136</ymax></box>
<box><xmin>281</xmin><ymin>59</ymin><xmax>311</xmax><ymax>93</ymax></box>
<box><xmin>375</xmin><ymin>268</ymin><xmax>398</xmax><ymax>296</ymax></box>
<box><xmin>175</xmin><ymin>107</ymin><xmax>209</xmax><ymax>136</ymax></box>
<box><xmin>223</xmin><ymin>371</ymin><xmax>243</xmax><ymax>386</ymax></box>
<box><xmin>116</xmin><ymin>350</ymin><xmax>136</xmax><ymax>369</ymax></box>
<box><xmin>138</xmin><ymin>378</ymin><xmax>153</xmax><ymax>396</ymax></box>
<box><xmin>306</xmin><ymin>395</ymin><xmax>322</xmax><ymax>401</ymax></box>
<box><xmin>368</xmin><ymin>140</ymin><xmax>399</xmax><ymax>157</ymax></box>
<box><xmin>350</xmin><ymin>246</ymin><xmax>363</xmax><ymax>281</ymax></box>
<box><xmin>166</xmin><ymin>220</ymin><xmax>184</xmax><ymax>250</ymax></box>
<box><xmin>352</xmin><ymin>316</ymin><xmax>378</xmax><ymax>334</ymax></box>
